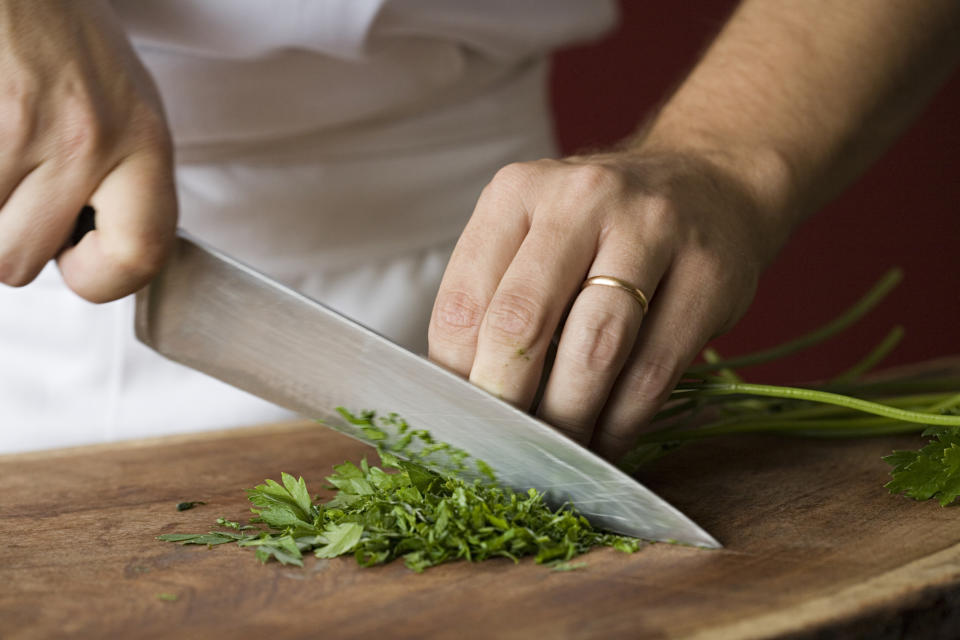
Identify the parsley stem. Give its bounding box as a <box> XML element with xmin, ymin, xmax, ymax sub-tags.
<box><xmin>822</xmin><ymin>375</ymin><xmax>960</xmax><ymax>397</ymax></box>
<box><xmin>673</xmin><ymin>382</ymin><xmax>960</xmax><ymax>426</ymax></box>
<box><xmin>728</xmin><ymin>391</ymin><xmax>953</xmax><ymax>421</ymax></box>
<box><xmin>700</xmin><ymin>347</ymin><xmax>744</xmax><ymax>383</ymax></box>
<box><xmin>637</xmin><ymin>417</ymin><xmax>923</xmax><ymax>442</ymax></box>
<box><xmin>830</xmin><ymin>325</ymin><xmax>905</xmax><ymax>384</ymax></box>
<box><xmin>663</xmin><ymin>389</ymin><xmax>955</xmax><ymax>424</ymax></box>
<box><xmin>642</xmin><ymin>398</ymin><xmax>955</xmax><ymax>443</ymax></box>
<box><xmin>685</xmin><ymin>268</ymin><xmax>902</xmax><ymax>375</ymax></box>
<box><xmin>927</xmin><ymin>392</ymin><xmax>960</xmax><ymax>414</ymax></box>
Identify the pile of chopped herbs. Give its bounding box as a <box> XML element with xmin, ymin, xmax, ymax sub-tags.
<box><xmin>159</xmin><ymin>446</ymin><xmax>641</xmax><ymax>572</ymax></box>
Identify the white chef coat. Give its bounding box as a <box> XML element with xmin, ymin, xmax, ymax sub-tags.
<box><xmin>0</xmin><ymin>1</ymin><xmax>616</xmax><ymax>453</ymax></box>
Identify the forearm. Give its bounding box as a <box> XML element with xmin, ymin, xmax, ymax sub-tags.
<box><xmin>634</xmin><ymin>0</ymin><xmax>960</xmax><ymax>246</ymax></box>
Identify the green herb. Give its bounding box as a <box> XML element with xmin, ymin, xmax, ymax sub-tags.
<box><xmin>885</xmin><ymin>419</ymin><xmax>960</xmax><ymax>506</ymax></box>
<box><xmin>216</xmin><ymin>517</ymin><xmax>255</xmax><ymax>531</ymax></box>
<box><xmin>334</xmin><ymin>408</ymin><xmax>495</xmax><ymax>481</ymax></box>
<box><xmin>159</xmin><ymin>448</ymin><xmax>641</xmax><ymax>572</ymax></box>
<box><xmin>175</xmin><ymin>501</ymin><xmax>206</xmax><ymax>511</ymax></box>
<box><xmin>156</xmin><ymin>593</ymin><xmax>179</xmax><ymax>602</ymax></box>
<box><xmin>156</xmin><ymin>532</ymin><xmax>251</xmax><ymax>546</ymax></box>
<box><xmin>623</xmin><ymin>268</ymin><xmax>960</xmax><ymax>508</ymax></box>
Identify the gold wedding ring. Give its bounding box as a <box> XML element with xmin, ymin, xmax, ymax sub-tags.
<box><xmin>581</xmin><ymin>275</ymin><xmax>650</xmax><ymax>316</ymax></box>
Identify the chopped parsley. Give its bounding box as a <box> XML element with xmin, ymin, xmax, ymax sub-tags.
<box><xmin>175</xmin><ymin>501</ymin><xmax>206</xmax><ymax>511</ymax></box>
<box><xmin>158</xmin><ymin>420</ymin><xmax>642</xmax><ymax>573</ymax></box>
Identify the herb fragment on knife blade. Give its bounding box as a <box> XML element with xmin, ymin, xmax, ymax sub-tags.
<box><xmin>159</xmin><ymin>441</ymin><xmax>642</xmax><ymax>572</ymax></box>
<box><xmin>333</xmin><ymin>408</ymin><xmax>496</xmax><ymax>481</ymax></box>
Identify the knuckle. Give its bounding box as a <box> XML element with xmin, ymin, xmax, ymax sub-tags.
<box><xmin>430</xmin><ymin>289</ymin><xmax>486</xmax><ymax>344</ymax></box>
<box><xmin>636</xmin><ymin>195</ymin><xmax>681</xmax><ymax>240</ymax></box>
<box><xmin>104</xmin><ymin>234</ymin><xmax>169</xmax><ymax>282</ymax></box>
<box><xmin>567</xmin><ymin>164</ymin><xmax>623</xmax><ymax>197</ymax></box>
<box><xmin>547</xmin><ymin>417</ymin><xmax>591</xmax><ymax>444</ymax></box>
<box><xmin>57</xmin><ymin>99</ymin><xmax>109</xmax><ymax>160</ymax></box>
<box><xmin>595</xmin><ymin>427</ymin><xmax>638</xmax><ymax>451</ymax></box>
<box><xmin>480</xmin><ymin>162</ymin><xmax>538</xmax><ymax>202</ymax></box>
<box><xmin>491</xmin><ymin>162</ymin><xmax>534</xmax><ymax>187</ymax></box>
<box><xmin>484</xmin><ymin>288</ymin><xmax>546</xmax><ymax>346</ymax></box>
<box><xmin>3</xmin><ymin>72</ymin><xmax>41</xmax><ymax>104</ymax></box>
<box><xmin>565</xmin><ymin>310</ymin><xmax>632</xmax><ymax>374</ymax></box>
<box><xmin>625</xmin><ymin>357</ymin><xmax>683</xmax><ymax>408</ymax></box>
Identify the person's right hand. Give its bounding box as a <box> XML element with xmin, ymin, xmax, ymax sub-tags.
<box><xmin>0</xmin><ymin>0</ymin><xmax>177</xmax><ymax>302</ymax></box>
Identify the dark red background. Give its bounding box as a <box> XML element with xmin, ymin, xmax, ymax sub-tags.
<box><xmin>550</xmin><ymin>1</ymin><xmax>959</xmax><ymax>384</ymax></box>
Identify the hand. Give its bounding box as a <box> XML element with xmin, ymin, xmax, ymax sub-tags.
<box><xmin>429</xmin><ymin>150</ymin><xmax>791</xmax><ymax>460</ymax></box>
<box><xmin>0</xmin><ymin>0</ymin><xmax>176</xmax><ymax>302</ymax></box>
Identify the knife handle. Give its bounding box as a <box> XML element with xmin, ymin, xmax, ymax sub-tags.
<box><xmin>68</xmin><ymin>206</ymin><xmax>96</xmax><ymax>247</ymax></box>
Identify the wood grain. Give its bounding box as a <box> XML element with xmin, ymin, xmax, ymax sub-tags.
<box><xmin>2</xmin><ymin>418</ymin><xmax>960</xmax><ymax>638</ymax></box>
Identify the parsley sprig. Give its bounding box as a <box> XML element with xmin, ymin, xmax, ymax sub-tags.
<box><xmin>624</xmin><ymin>268</ymin><xmax>960</xmax><ymax>505</ymax></box>
<box><xmin>884</xmin><ymin>417</ymin><xmax>960</xmax><ymax>506</ymax></box>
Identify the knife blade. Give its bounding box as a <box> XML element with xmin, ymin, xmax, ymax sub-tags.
<box><xmin>134</xmin><ymin>232</ymin><xmax>720</xmax><ymax>548</ymax></box>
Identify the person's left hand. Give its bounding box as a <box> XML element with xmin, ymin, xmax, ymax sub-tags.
<box><xmin>428</xmin><ymin>150</ymin><xmax>790</xmax><ymax>461</ymax></box>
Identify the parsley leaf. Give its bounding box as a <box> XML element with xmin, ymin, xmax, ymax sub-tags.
<box><xmin>246</xmin><ymin>474</ymin><xmax>319</xmax><ymax>534</ymax></box>
<box><xmin>885</xmin><ymin>424</ymin><xmax>960</xmax><ymax>506</ymax></box>
<box><xmin>240</xmin><ymin>534</ymin><xmax>304</xmax><ymax>566</ymax></box>
<box><xmin>314</xmin><ymin>522</ymin><xmax>364</xmax><ymax>558</ymax></box>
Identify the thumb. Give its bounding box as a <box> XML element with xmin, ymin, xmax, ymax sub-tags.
<box><xmin>57</xmin><ymin>150</ymin><xmax>178</xmax><ymax>303</ymax></box>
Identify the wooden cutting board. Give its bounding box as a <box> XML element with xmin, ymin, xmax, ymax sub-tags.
<box><xmin>3</xmin><ymin>392</ymin><xmax>960</xmax><ymax>638</ymax></box>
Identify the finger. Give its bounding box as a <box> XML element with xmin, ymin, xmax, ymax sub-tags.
<box><xmin>0</xmin><ymin>96</ymin><xmax>39</xmax><ymax>205</ymax></box>
<box><xmin>57</xmin><ymin>149</ymin><xmax>177</xmax><ymax>302</ymax></box>
<box><xmin>590</xmin><ymin>264</ymin><xmax>725</xmax><ymax>460</ymax></box>
<box><xmin>537</xmin><ymin>234</ymin><xmax>670</xmax><ymax>445</ymax></box>
<box><xmin>0</xmin><ymin>161</ymin><xmax>98</xmax><ymax>286</ymax></box>
<box><xmin>468</xmin><ymin>207</ymin><xmax>597</xmax><ymax>408</ymax></box>
<box><xmin>0</xmin><ymin>144</ymin><xmax>37</xmax><ymax>209</ymax></box>
<box><xmin>428</xmin><ymin>165</ymin><xmax>534</xmax><ymax>376</ymax></box>
<box><xmin>0</xmin><ymin>163</ymin><xmax>37</xmax><ymax>212</ymax></box>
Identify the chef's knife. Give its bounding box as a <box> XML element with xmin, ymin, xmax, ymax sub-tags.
<box><xmin>134</xmin><ymin>232</ymin><xmax>720</xmax><ymax>548</ymax></box>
